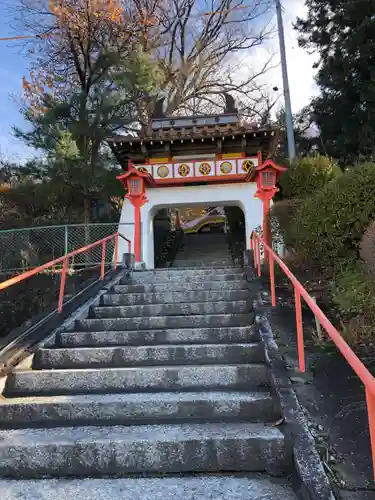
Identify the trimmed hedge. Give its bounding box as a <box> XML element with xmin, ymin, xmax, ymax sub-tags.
<box><xmin>270</xmin><ymin>198</ymin><xmax>303</xmax><ymax>251</ymax></box>
<box><xmin>290</xmin><ymin>162</ymin><xmax>375</xmax><ymax>271</ymax></box>
<box><xmin>360</xmin><ymin>220</ymin><xmax>375</xmax><ymax>281</ymax></box>
<box><xmin>279</xmin><ymin>154</ymin><xmax>342</xmax><ymax>200</ymax></box>
<box><xmin>330</xmin><ymin>262</ymin><xmax>375</xmax><ymax>344</ymax></box>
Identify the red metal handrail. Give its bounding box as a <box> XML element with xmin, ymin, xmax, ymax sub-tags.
<box><xmin>0</xmin><ymin>231</ymin><xmax>131</xmax><ymax>313</ymax></box>
<box><xmin>251</xmin><ymin>232</ymin><xmax>375</xmax><ymax>480</ymax></box>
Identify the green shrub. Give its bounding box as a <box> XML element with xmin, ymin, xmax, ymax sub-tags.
<box><xmin>279</xmin><ymin>154</ymin><xmax>342</xmax><ymax>200</ymax></box>
<box><xmin>270</xmin><ymin>198</ymin><xmax>303</xmax><ymax>251</ymax></box>
<box><xmin>330</xmin><ymin>263</ymin><xmax>373</xmax><ymax>317</ymax></box>
<box><xmin>290</xmin><ymin>162</ymin><xmax>375</xmax><ymax>271</ymax></box>
<box><xmin>330</xmin><ymin>262</ymin><xmax>375</xmax><ymax>345</ymax></box>
<box><xmin>360</xmin><ymin>220</ymin><xmax>375</xmax><ymax>280</ymax></box>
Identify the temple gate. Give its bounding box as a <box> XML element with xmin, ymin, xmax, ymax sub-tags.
<box><xmin>109</xmin><ymin>100</ymin><xmax>285</xmax><ymax>269</ymax></box>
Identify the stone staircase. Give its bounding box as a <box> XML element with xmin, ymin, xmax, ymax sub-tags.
<box><xmin>172</xmin><ymin>233</ymin><xmax>234</xmax><ymax>267</ymax></box>
<box><xmin>0</xmin><ymin>233</ymin><xmax>299</xmax><ymax>499</ymax></box>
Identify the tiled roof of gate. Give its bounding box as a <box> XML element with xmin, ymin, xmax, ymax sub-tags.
<box><xmin>109</xmin><ymin>122</ymin><xmax>276</xmax><ymax>144</ymax></box>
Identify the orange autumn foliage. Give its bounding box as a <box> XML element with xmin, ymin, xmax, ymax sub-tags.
<box><xmin>49</xmin><ymin>0</ymin><xmax>127</xmax><ymax>35</ymax></box>
<box><xmin>48</xmin><ymin>0</ymin><xmax>159</xmax><ymax>42</ymax></box>
<box><xmin>21</xmin><ymin>1</ymin><xmax>161</xmax><ymax>116</ymax></box>
<box><xmin>22</xmin><ymin>71</ymin><xmax>54</xmax><ymax>117</ymax></box>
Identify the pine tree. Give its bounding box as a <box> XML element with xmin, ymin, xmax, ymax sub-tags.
<box><xmin>295</xmin><ymin>0</ymin><xmax>375</xmax><ymax>163</ymax></box>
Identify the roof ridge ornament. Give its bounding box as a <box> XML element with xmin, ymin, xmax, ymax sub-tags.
<box><xmin>153</xmin><ymin>97</ymin><xmax>165</xmax><ymax>119</ymax></box>
<box><xmin>223</xmin><ymin>92</ymin><xmax>238</xmax><ymax>114</ymax></box>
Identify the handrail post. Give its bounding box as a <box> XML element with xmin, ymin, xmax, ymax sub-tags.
<box><xmin>253</xmin><ymin>237</ymin><xmax>258</xmax><ymax>269</ymax></box>
<box><xmin>365</xmin><ymin>388</ymin><xmax>375</xmax><ymax>481</ymax></box>
<box><xmin>128</xmin><ymin>239</ymin><xmax>131</xmax><ymax>254</ymax></box>
<box><xmin>269</xmin><ymin>249</ymin><xmax>276</xmax><ymax>307</ymax></box>
<box><xmin>114</xmin><ymin>232</ymin><xmax>119</xmax><ymax>271</ymax></box>
<box><xmin>100</xmin><ymin>240</ymin><xmax>106</xmax><ymax>280</ymax></box>
<box><xmin>64</xmin><ymin>225</ymin><xmax>68</xmax><ymax>256</ymax></box>
<box><xmin>58</xmin><ymin>257</ymin><xmax>68</xmax><ymax>313</ymax></box>
<box><xmin>256</xmin><ymin>238</ymin><xmax>261</xmax><ymax>277</ymax></box>
<box><xmin>294</xmin><ymin>286</ymin><xmax>305</xmax><ymax>372</ymax></box>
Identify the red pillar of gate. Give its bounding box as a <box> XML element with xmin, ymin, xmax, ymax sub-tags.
<box><xmin>262</xmin><ymin>195</ymin><xmax>272</xmax><ymax>259</ymax></box>
<box><xmin>133</xmin><ymin>202</ymin><xmax>142</xmax><ymax>262</ymax></box>
<box><xmin>254</xmin><ymin>159</ymin><xmax>287</xmax><ymax>263</ymax></box>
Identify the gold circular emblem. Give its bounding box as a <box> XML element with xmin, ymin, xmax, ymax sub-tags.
<box><xmin>242</xmin><ymin>159</ymin><xmax>255</xmax><ymax>174</ymax></box>
<box><xmin>157</xmin><ymin>165</ymin><xmax>169</xmax><ymax>178</ymax></box>
<box><xmin>220</xmin><ymin>161</ymin><xmax>233</xmax><ymax>174</ymax></box>
<box><xmin>178</xmin><ymin>163</ymin><xmax>190</xmax><ymax>177</ymax></box>
<box><xmin>138</xmin><ymin>167</ymin><xmax>148</xmax><ymax>174</ymax></box>
<box><xmin>199</xmin><ymin>162</ymin><xmax>211</xmax><ymax>175</ymax></box>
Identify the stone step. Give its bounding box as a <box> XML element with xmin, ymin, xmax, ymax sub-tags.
<box><xmin>0</xmin><ymin>475</ymin><xmax>298</xmax><ymax>500</ymax></box>
<box><xmin>173</xmin><ymin>255</ymin><xmax>232</xmax><ymax>260</ymax></box>
<box><xmin>134</xmin><ymin>268</ymin><xmax>244</xmax><ymax>277</ymax></box>
<box><xmin>173</xmin><ymin>254</ymin><xmax>232</xmax><ymax>258</ymax></box>
<box><xmin>58</xmin><ymin>326</ymin><xmax>259</xmax><ymax>347</ymax></box>
<box><xmin>174</xmin><ymin>252</ymin><xmax>231</xmax><ymax>257</ymax></box>
<box><xmin>4</xmin><ymin>364</ymin><xmax>269</xmax><ymax>397</ymax></box>
<box><xmin>0</xmin><ymin>422</ymin><xmax>290</xmax><ymax>478</ymax></box>
<box><xmin>0</xmin><ymin>391</ymin><xmax>277</xmax><ymax>428</ymax></box>
<box><xmin>120</xmin><ymin>273</ymin><xmax>243</xmax><ymax>284</ymax></box>
<box><xmin>112</xmin><ymin>280</ymin><xmax>249</xmax><ymax>293</ymax></box>
<box><xmin>174</xmin><ymin>248</ymin><xmax>230</xmax><ymax>253</ymax></box>
<box><xmin>176</xmin><ymin>253</ymin><xmax>231</xmax><ymax>257</ymax></box>
<box><xmin>164</xmin><ymin>263</ymin><xmax>238</xmax><ymax>275</ymax></box>
<box><xmin>90</xmin><ymin>301</ymin><xmax>251</xmax><ymax>319</ymax></box>
<box><xmin>174</xmin><ymin>248</ymin><xmax>230</xmax><ymax>252</ymax></box>
<box><xmin>34</xmin><ymin>343</ymin><xmax>265</xmax><ymax>369</ymax></box>
<box><xmin>101</xmin><ymin>290</ymin><xmax>250</xmax><ymax>306</ymax></box>
<box><xmin>76</xmin><ymin>312</ymin><xmax>255</xmax><ymax>331</ymax></box>
<box><xmin>172</xmin><ymin>261</ymin><xmax>234</xmax><ymax>266</ymax></box>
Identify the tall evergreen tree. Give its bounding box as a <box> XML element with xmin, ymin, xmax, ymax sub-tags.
<box><xmin>295</xmin><ymin>0</ymin><xmax>375</xmax><ymax>163</ymax></box>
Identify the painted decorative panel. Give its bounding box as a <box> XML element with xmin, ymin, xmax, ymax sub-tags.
<box><xmin>238</xmin><ymin>157</ymin><xmax>258</xmax><ymax>175</ymax></box>
<box><xmin>137</xmin><ymin>165</ymin><xmax>152</xmax><ymax>175</ymax></box>
<box><xmin>135</xmin><ymin>156</ymin><xmax>259</xmax><ymax>183</ymax></box>
<box><xmin>174</xmin><ymin>162</ymin><xmax>194</xmax><ymax>178</ymax></box>
<box><xmin>196</xmin><ymin>161</ymin><xmax>215</xmax><ymax>177</ymax></box>
<box><xmin>153</xmin><ymin>164</ymin><xmax>172</xmax><ymax>179</ymax></box>
<box><xmin>217</xmin><ymin>159</ymin><xmax>236</xmax><ymax>176</ymax></box>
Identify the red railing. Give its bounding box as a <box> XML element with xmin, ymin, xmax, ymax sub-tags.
<box><xmin>251</xmin><ymin>232</ymin><xmax>375</xmax><ymax>480</ymax></box>
<box><xmin>0</xmin><ymin>232</ymin><xmax>131</xmax><ymax>313</ymax></box>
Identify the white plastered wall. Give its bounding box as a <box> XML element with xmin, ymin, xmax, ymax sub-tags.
<box><xmin>117</xmin><ymin>182</ymin><xmax>263</xmax><ymax>269</ymax></box>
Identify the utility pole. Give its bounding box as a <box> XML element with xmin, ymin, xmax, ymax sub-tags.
<box><xmin>275</xmin><ymin>0</ymin><xmax>296</xmax><ymax>162</ymax></box>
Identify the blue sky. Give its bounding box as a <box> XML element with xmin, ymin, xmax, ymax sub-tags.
<box><xmin>0</xmin><ymin>0</ymin><xmax>34</xmax><ymax>162</ymax></box>
<box><xmin>0</xmin><ymin>0</ymin><xmax>317</xmax><ymax>163</ymax></box>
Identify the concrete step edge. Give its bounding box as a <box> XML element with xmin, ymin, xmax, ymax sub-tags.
<box><xmin>4</xmin><ymin>364</ymin><xmax>269</xmax><ymax>397</ymax></box>
<box><xmin>1</xmin><ymin>390</ymin><xmax>273</xmax><ymax>406</ymax></box>
<box><xmin>57</xmin><ymin>326</ymin><xmax>260</xmax><ymax>347</ymax></box>
<box><xmin>0</xmin><ymin>422</ymin><xmax>288</xmax><ymax>478</ymax></box>
<box><xmin>0</xmin><ymin>476</ymin><xmax>299</xmax><ymax>499</ymax></box>
<box><xmin>93</xmin><ymin>300</ymin><xmax>250</xmax><ymax>310</ymax></box>
<box><xmin>35</xmin><ymin>343</ymin><xmax>265</xmax><ymax>369</ymax></box>
<box><xmin>101</xmin><ymin>292</ymin><xmax>251</xmax><ymax>303</ymax></box>
<box><xmin>80</xmin><ymin>312</ymin><xmax>255</xmax><ymax>321</ymax></box>
<box><xmin>0</xmin><ymin>390</ymin><xmax>279</xmax><ymax>428</ymax></box>
<box><xmin>40</xmin><ymin>342</ymin><xmax>261</xmax><ymax>352</ymax></box>
<box><xmin>112</xmin><ymin>283</ymin><xmax>249</xmax><ymax>292</ymax></box>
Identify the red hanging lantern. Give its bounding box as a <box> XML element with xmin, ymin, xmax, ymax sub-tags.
<box><xmin>117</xmin><ymin>162</ymin><xmax>154</xmax><ymax>262</ymax></box>
<box><xmin>254</xmin><ymin>159</ymin><xmax>287</xmax><ymax>259</ymax></box>
<box><xmin>255</xmin><ymin>159</ymin><xmax>286</xmax><ymax>198</ymax></box>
